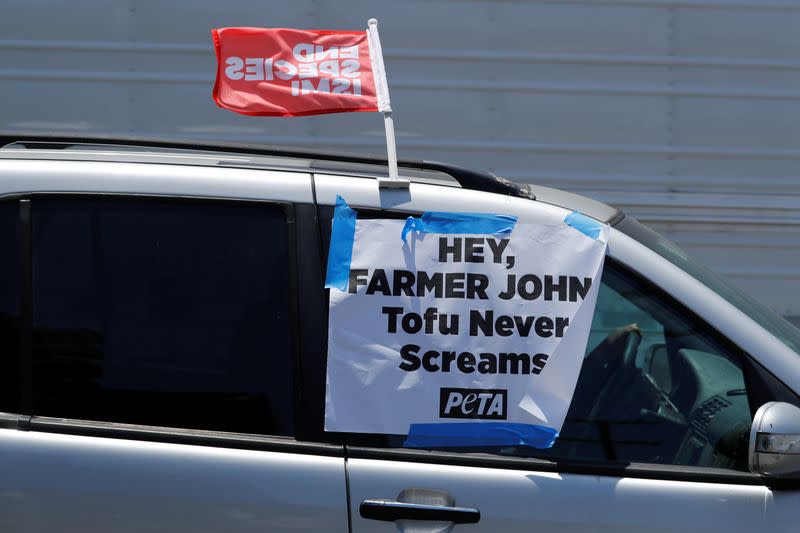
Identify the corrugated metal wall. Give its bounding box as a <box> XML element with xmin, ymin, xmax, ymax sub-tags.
<box><xmin>1</xmin><ymin>0</ymin><xmax>799</xmax><ymax>322</ymax></box>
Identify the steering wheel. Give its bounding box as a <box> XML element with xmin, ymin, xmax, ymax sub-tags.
<box><xmin>564</xmin><ymin>327</ymin><xmax>643</xmax><ymax>459</ymax></box>
<box><xmin>586</xmin><ymin>327</ymin><xmax>643</xmax><ymax>419</ymax></box>
<box><xmin>621</xmin><ymin>328</ymin><xmax>643</xmax><ymax>370</ymax></box>
<box><xmin>568</xmin><ymin>326</ymin><xmax>642</xmax><ymax>419</ymax></box>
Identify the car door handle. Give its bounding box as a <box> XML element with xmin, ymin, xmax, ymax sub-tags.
<box><xmin>360</xmin><ymin>499</ymin><xmax>481</xmax><ymax>524</ymax></box>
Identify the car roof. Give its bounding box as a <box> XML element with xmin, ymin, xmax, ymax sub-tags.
<box><xmin>0</xmin><ymin>133</ymin><xmax>623</xmax><ymax>224</ymax></box>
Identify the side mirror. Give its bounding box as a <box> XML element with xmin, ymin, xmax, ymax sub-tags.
<box><xmin>749</xmin><ymin>401</ymin><xmax>800</xmax><ymax>479</ymax></box>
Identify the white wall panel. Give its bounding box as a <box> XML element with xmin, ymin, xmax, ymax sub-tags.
<box><xmin>0</xmin><ymin>0</ymin><xmax>799</xmax><ymax>324</ymax></box>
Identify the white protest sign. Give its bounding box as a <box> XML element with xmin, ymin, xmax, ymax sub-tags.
<box><xmin>324</xmin><ymin>201</ymin><xmax>608</xmax><ymax>448</ymax></box>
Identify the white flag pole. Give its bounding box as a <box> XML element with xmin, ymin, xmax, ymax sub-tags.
<box><xmin>367</xmin><ymin>18</ymin><xmax>408</xmax><ymax>188</ymax></box>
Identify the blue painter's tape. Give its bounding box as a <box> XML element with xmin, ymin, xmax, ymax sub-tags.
<box><xmin>324</xmin><ymin>195</ymin><xmax>357</xmax><ymax>291</ymax></box>
<box><xmin>401</xmin><ymin>212</ymin><xmax>518</xmax><ymax>242</ymax></box>
<box><xmin>564</xmin><ymin>211</ymin><xmax>603</xmax><ymax>240</ymax></box>
<box><xmin>403</xmin><ymin>422</ymin><xmax>558</xmax><ymax>449</ymax></box>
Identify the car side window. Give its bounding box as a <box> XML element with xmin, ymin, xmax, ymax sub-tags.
<box><xmin>315</xmin><ymin>206</ymin><xmax>757</xmax><ymax>471</ymax></box>
<box><xmin>30</xmin><ymin>197</ymin><xmax>294</xmax><ymax>436</ymax></box>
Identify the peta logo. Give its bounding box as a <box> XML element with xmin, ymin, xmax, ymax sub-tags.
<box><xmin>439</xmin><ymin>388</ymin><xmax>507</xmax><ymax>420</ymax></box>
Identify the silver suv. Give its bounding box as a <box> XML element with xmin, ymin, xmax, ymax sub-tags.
<box><xmin>0</xmin><ymin>135</ymin><xmax>798</xmax><ymax>533</ymax></box>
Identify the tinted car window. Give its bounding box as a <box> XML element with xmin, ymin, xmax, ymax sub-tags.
<box><xmin>31</xmin><ymin>198</ymin><xmax>294</xmax><ymax>436</ymax></box>
<box><xmin>0</xmin><ymin>201</ymin><xmax>19</xmax><ymax>413</ymax></box>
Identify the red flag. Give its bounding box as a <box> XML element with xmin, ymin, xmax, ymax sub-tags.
<box><xmin>212</xmin><ymin>27</ymin><xmax>385</xmax><ymax>117</ymax></box>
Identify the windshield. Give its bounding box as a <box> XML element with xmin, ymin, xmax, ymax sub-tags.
<box><xmin>615</xmin><ymin>215</ymin><xmax>800</xmax><ymax>355</ymax></box>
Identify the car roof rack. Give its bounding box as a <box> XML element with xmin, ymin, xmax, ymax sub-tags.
<box><xmin>0</xmin><ymin>133</ymin><xmax>535</xmax><ymax>201</ymax></box>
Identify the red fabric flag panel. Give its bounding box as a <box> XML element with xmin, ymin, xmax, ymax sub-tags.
<box><xmin>213</xmin><ymin>27</ymin><xmax>380</xmax><ymax>117</ymax></box>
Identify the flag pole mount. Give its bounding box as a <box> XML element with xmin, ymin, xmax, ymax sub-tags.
<box><xmin>368</xmin><ymin>18</ymin><xmax>409</xmax><ymax>190</ymax></box>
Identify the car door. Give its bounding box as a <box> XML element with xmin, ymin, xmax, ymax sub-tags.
<box><xmin>310</xmin><ymin>175</ymin><xmax>798</xmax><ymax>533</ymax></box>
<box><xmin>0</xmin><ymin>162</ymin><xmax>348</xmax><ymax>533</ymax></box>
<box><xmin>344</xmin><ymin>256</ymin><xmax>775</xmax><ymax>533</ymax></box>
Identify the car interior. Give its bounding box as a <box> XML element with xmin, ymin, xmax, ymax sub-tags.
<box><xmin>551</xmin><ymin>262</ymin><xmax>752</xmax><ymax>471</ymax></box>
